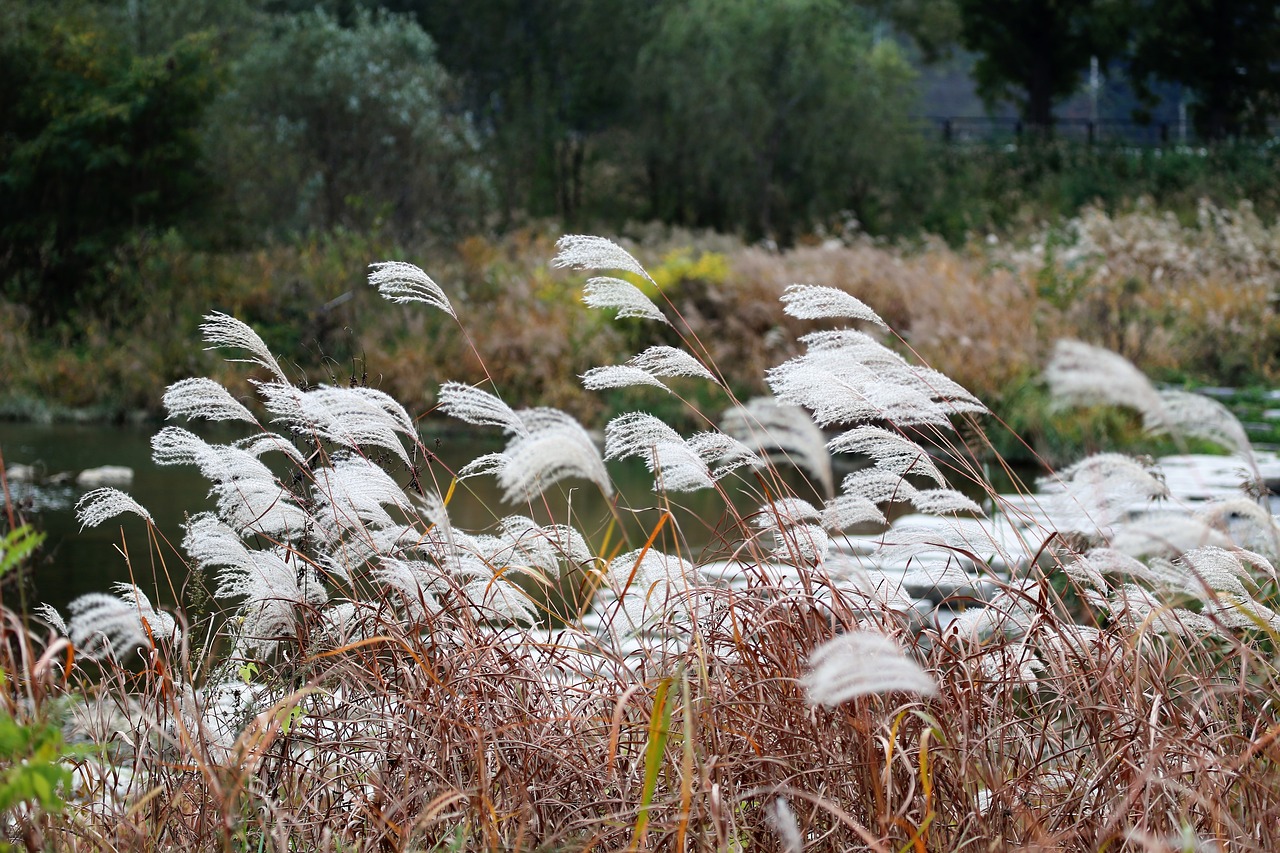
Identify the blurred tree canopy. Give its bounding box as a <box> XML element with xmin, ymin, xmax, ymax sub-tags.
<box><xmin>206</xmin><ymin>7</ymin><xmax>488</xmax><ymax>239</ymax></box>
<box><xmin>3</xmin><ymin>0</ymin><xmax>1280</xmax><ymax>332</ymax></box>
<box><xmin>956</xmin><ymin>0</ymin><xmax>1124</xmax><ymax>128</ymax></box>
<box><xmin>638</xmin><ymin>0</ymin><xmax>919</xmax><ymax>240</ymax></box>
<box><xmin>1129</xmin><ymin>0</ymin><xmax>1280</xmax><ymax>140</ymax></box>
<box><xmin>0</xmin><ymin>1</ymin><xmax>219</xmax><ymax>325</ymax></box>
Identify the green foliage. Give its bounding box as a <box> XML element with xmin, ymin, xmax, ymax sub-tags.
<box><xmin>0</xmin><ymin>1</ymin><xmax>220</xmax><ymax>327</ymax></box>
<box><xmin>0</xmin><ymin>710</ymin><xmax>73</xmax><ymax>817</ymax></box>
<box><xmin>207</xmin><ymin>7</ymin><xmax>488</xmax><ymax>240</ymax></box>
<box><xmin>0</xmin><ymin>526</ymin><xmax>45</xmax><ymax>581</ymax></box>
<box><xmin>388</xmin><ymin>0</ymin><xmax>655</xmax><ymax>222</ymax></box>
<box><xmin>956</xmin><ymin>0</ymin><xmax>1123</xmax><ymax>126</ymax></box>
<box><xmin>638</xmin><ymin>0</ymin><xmax>921</xmax><ymax>240</ymax></box>
<box><xmin>1129</xmin><ymin>0</ymin><xmax>1280</xmax><ymax>140</ymax></box>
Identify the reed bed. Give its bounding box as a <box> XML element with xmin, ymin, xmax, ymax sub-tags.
<box><xmin>4</xmin><ymin>232</ymin><xmax>1280</xmax><ymax>852</ymax></box>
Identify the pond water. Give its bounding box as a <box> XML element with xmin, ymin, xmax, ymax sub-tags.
<box><xmin>0</xmin><ymin>420</ymin><xmax>830</xmax><ymax>613</ymax></box>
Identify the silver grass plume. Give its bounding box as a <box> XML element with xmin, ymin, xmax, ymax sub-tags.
<box><xmin>768</xmin><ymin>798</ymin><xmax>803</xmax><ymax>853</ymax></box>
<box><xmin>1044</xmin><ymin>340</ymin><xmax>1164</xmax><ymax>425</ymax></box>
<box><xmin>312</xmin><ymin>455</ymin><xmax>414</xmax><ymax>539</ymax></box>
<box><xmin>605</xmin><ymin>412</ymin><xmax>715</xmax><ymax>492</ymax></box>
<box><xmin>581</xmin><ymin>345</ymin><xmax>719</xmax><ymax>393</ymax></box>
<box><xmin>437</xmin><ymin>382</ymin><xmax>527</xmax><ymax>435</ymax></box>
<box><xmin>201</xmin><ymin>312</ymin><xmax>288</xmax><ymax>383</ymax></box>
<box><xmin>76</xmin><ymin>488</ymin><xmax>153</xmax><ymax>529</ymax></box>
<box><xmin>1107</xmin><ymin>584</ymin><xmax>1220</xmax><ymax>637</ymax></box>
<box><xmin>582</xmin><ymin>275</ymin><xmax>668</xmax><ymax>324</ymax></box>
<box><xmin>1157</xmin><ymin>389</ymin><xmax>1257</xmax><ymax>467</ymax></box>
<box><xmin>257</xmin><ymin>383</ymin><xmax>415</xmax><ymax>467</ymax></box>
<box><xmin>552</xmin><ymin>235</ymin><xmax>654</xmax><ymax>283</ymax></box>
<box><xmin>66</xmin><ymin>583</ymin><xmax>178</xmax><ymax>658</ymax></box>
<box><xmin>368</xmin><ymin>261</ymin><xmax>456</xmax><ymax>317</ymax></box>
<box><xmin>780</xmin><ymin>283</ymin><xmax>887</xmax><ymax>329</ymax></box>
<box><xmin>827</xmin><ymin>426</ymin><xmax>945</xmax><ymax>485</ymax></box>
<box><xmin>604</xmin><ymin>548</ymin><xmax>701</xmax><ymax>637</ymax></box>
<box><xmin>216</xmin><ymin>546</ymin><xmax>328</xmax><ymax>655</ymax></box>
<box><xmin>459</xmin><ymin>407</ymin><xmax>611</xmax><ymax>502</ymax></box>
<box><xmin>772</xmin><ymin>523</ymin><xmax>831</xmax><ymax>566</ymax></box>
<box><xmin>721</xmin><ymin>397</ymin><xmax>834</xmax><ymax>498</ymax></box>
<box><xmin>802</xmin><ymin>631</ymin><xmax>937</xmax><ymax>706</ymax></box>
<box><xmin>163</xmin><ymin>378</ymin><xmax>257</xmax><ymax>425</ymax></box>
<box><xmin>580</xmin><ymin>365</ymin><xmax>670</xmax><ymax>392</ymax></box>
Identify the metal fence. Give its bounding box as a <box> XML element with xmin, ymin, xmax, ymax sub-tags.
<box><xmin>920</xmin><ymin>115</ymin><xmax>1280</xmax><ymax>147</ymax></box>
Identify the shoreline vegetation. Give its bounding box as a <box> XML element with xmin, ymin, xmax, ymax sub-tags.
<box><xmin>5</xmin><ymin>234</ymin><xmax>1280</xmax><ymax>850</ymax></box>
<box><xmin>8</xmin><ymin>197</ymin><xmax>1280</xmax><ymax>465</ymax></box>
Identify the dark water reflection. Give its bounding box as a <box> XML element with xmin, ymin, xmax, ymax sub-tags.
<box><xmin>1</xmin><ymin>421</ymin><xmax>828</xmax><ymax>613</ymax></box>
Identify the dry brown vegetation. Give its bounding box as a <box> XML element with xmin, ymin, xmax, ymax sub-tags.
<box><xmin>5</xmin><ymin>225</ymin><xmax>1280</xmax><ymax>852</ymax></box>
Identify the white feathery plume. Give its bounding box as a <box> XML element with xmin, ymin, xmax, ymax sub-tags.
<box><xmin>67</xmin><ymin>583</ymin><xmax>178</xmax><ymax>658</ymax></box>
<box><xmin>629</xmin><ymin>346</ymin><xmax>718</xmax><ymax>382</ymax></box>
<box><xmin>754</xmin><ymin>498</ymin><xmax>823</xmax><ymax>529</ymax></box>
<box><xmin>772</xmin><ymin>523</ymin><xmax>831</xmax><ymax>566</ymax></box>
<box><xmin>552</xmin><ymin>235</ymin><xmax>653</xmax><ymax>282</ymax></box>
<box><xmin>163</xmin><ymin>378</ymin><xmax>257</xmax><ymax>425</ymax></box>
<box><xmin>371</xmin><ymin>558</ymin><xmax>441</xmax><ymax>621</ymax></box>
<box><xmin>1039</xmin><ymin>453</ymin><xmax>1169</xmax><ymax>534</ymax></box>
<box><xmin>1157</xmin><ymin>389</ymin><xmax>1255</xmax><ymax>461</ymax></box>
<box><xmin>875</xmin><ymin>520</ymin><xmax>1009</xmax><ymax>568</ymax></box>
<box><xmin>605</xmin><ymin>412</ymin><xmax>715</xmax><ymax>492</ymax></box>
<box><xmin>183</xmin><ymin>513</ymin><xmax>254</xmax><ymax>575</ymax></box>
<box><xmin>720</xmin><ymin>397</ymin><xmax>834</xmax><ymax>497</ymax></box>
<box><xmin>368</xmin><ymin>261</ymin><xmax>456</xmax><ymax>317</ymax></box>
<box><xmin>910</xmin><ymin>488</ymin><xmax>984</xmax><ymax>517</ymax></box>
<box><xmin>1109</xmin><ymin>512</ymin><xmax>1231</xmax><ymax>559</ymax></box>
<box><xmin>650</xmin><ymin>441</ymin><xmax>716</xmax><ymax>492</ymax></box>
<box><xmin>1106</xmin><ymin>584</ymin><xmax>1219</xmax><ymax>637</ymax></box>
<box><xmin>1175</xmin><ymin>546</ymin><xmax>1270</xmax><ymax>598</ymax></box>
<box><xmin>1198</xmin><ymin>498</ymin><xmax>1280</xmax><ymax>557</ymax></box>
<box><xmin>802</xmin><ymin>631</ymin><xmax>937</xmax><ymax>706</ymax></box>
<box><xmin>768</xmin><ymin>798</ymin><xmax>804</xmax><ymax>853</ymax></box>
<box><xmin>604</xmin><ymin>548</ymin><xmax>701</xmax><ymax>636</ymax></box>
<box><xmin>437</xmin><ymin>382</ymin><xmax>527</xmax><ymax>435</ymax></box>
<box><xmin>781</xmin><ymin>283</ymin><xmax>887</xmax><ymax>328</ymax></box>
<box><xmin>312</xmin><ymin>455</ymin><xmax>412</xmax><ymax>537</ymax></box>
<box><xmin>217</xmin><ymin>547</ymin><xmax>328</xmax><ymax>654</ymax></box>
<box><xmin>820</xmin><ymin>493</ymin><xmax>887</xmax><ymax>530</ymax></box>
<box><xmin>827</xmin><ymin>426</ymin><xmax>945</xmax><ymax>485</ymax></box>
<box><xmin>213</xmin><ymin>476</ymin><xmax>311</xmax><ymax>540</ymax></box>
<box><xmin>461</xmin><ymin>407</ymin><xmax>612</xmax><ymax>502</ymax></box>
<box><xmin>1205</xmin><ymin>593</ymin><xmax>1280</xmax><ymax>632</ymax></box>
<box><xmin>842</xmin><ymin>468</ymin><xmax>919</xmax><ymax>505</ymax></box>
<box><xmin>258</xmin><ymin>384</ymin><xmax>413</xmax><ymax>467</ymax></box>
<box><xmin>234</xmin><ymin>432</ymin><xmax>306</xmax><ymax>464</ymax></box>
<box><xmin>685</xmin><ymin>431</ymin><xmax>762</xmax><ymax>479</ymax></box>
<box><xmin>200</xmin><ymin>312</ymin><xmax>287</xmax><ymax>383</ymax></box>
<box><xmin>580</xmin><ymin>365</ymin><xmax>671</xmax><ymax>392</ymax></box>
<box><xmin>35</xmin><ymin>604</ymin><xmax>68</xmax><ymax>636</ymax></box>
<box><xmin>461</xmin><ymin>577</ymin><xmax>538</xmax><ymax>624</ymax></box>
<box><xmin>582</xmin><ymin>276</ymin><xmax>669</xmax><ymax>323</ymax></box>
<box><xmin>603</xmin><ymin>412</ymin><xmax>685</xmax><ymax>458</ymax></box>
<box><xmin>76</xmin><ymin>488</ymin><xmax>153</xmax><ymax>529</ymax></box>
<box><xmin>1044</xmin><ymin>339</ymin><xmax>1164</xmax><ymax>426</ymax></box>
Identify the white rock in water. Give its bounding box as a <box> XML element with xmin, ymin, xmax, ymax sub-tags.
<box><xmin>76</xmin><ymin>466</ymin><xmax>134</xmax><ymax>488</ymax></box>
<box><xmin>3</xmin><ymin>464</ymin><xmax>37</xmax><ymax>482</ymax></box>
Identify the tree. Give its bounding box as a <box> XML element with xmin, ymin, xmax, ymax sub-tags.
<box><xmin>1128</xmin><ymin>0</ymin><xmax>1280</xmax><ymax>140</ymax></box>
<box><xmin>637</xmin><ymin>0</ymin><xmax>919</xmax><ymax>240</ymax></box>
<box><xmin>206</xmin><ymin>8</ymin><xmax>488</xmax><ymax>238</ymax></box>
<box><xmin>382</xmin><ymin>0</ymin><xmax>654</xmax><ymax>223</ymax></box>
<box><xmin>0</xmin><ymin>1</ymin><xmax>219</xmax><ymax>325</ymax></box>
<box><xmin>956</xmin><ymin>0</ymin><xmax>1123</xmax><ymax>129</ymax></box>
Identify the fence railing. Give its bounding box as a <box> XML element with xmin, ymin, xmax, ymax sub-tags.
<box><xmin>920</xmin><ymin>115</ymin><xmax>1280</xmax><ymax>147</ymax></box>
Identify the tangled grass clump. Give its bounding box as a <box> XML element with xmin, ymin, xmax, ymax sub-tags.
<box><xmin>6</xmin><ymin>236</ymin><xmax>1280</xmax><ymax>851</ymax></box>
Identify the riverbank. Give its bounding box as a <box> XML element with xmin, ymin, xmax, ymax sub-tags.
<box><xmin>6</xmin><ymin>203</ymin><xmax>1280</xmax><ymax>461</ymax></box>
